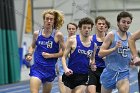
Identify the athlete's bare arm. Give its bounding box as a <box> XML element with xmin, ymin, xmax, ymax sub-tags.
<box><xmin>26</xmin><ymin>31</ymin><xmax>38</xmax><ymax>62</ymax></box>
<box><xmin>128</xmin><ymin>30</ymin><xmax>140</xmax><ymax>66</ymax></box>
<box><xmin>90</xmin><ymin>43</ymin><xmax>97</xmax><ymax>71</ymax></box>
<box><xmin>99</xmin><ymin>32</ymin><xmax>122</xmax><ymax>57</ymax></box>
<box><xmin>129</xmin><ymin>30</ymin><xmax>140</xmax><ymax>57</ymax></box>
<box><xmin>62</xmin><ymin>35</ymin><xmax>76</xmax><ymax>76</ymax></box>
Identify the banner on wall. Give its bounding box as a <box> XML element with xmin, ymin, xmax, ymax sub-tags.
<box><xmin>25</xmin><ymin>0</ymin><xmax>32</xmax><ymax>33</ymax></box>
<box><xmin>0</xmin><ymin>0</ymin><xmax>20</xmax><ymax>84</ymax></box>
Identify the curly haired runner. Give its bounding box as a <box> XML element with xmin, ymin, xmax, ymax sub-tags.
<box><xmin>25</xmin><ymin>9</ymin><xmax>65</xmax><ymax>93</ymax></box>
<box><xmin>62</xmin><ymin>17</ymin><xmax>97</xmax><ymax>93</ymax></box>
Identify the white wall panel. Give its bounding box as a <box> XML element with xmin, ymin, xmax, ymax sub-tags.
<box><xmin>54</xmin><ymin>0</ymin><xmax>73</xmax><ymax>13</ymax></box>
<box><xmin>33</xmin><ymin>0</ymin><xmax>54</xmax><ymax>7</ymax></box>
<box><xmin>126</xmin><ymin>0</ymin><xmax>140</xmax><ymax>9</ymax></box>
<box><xmin>90</xmin><ymin>0</ymin><xmax>124</xmax><ymax>10</ymax></box>
<box><xmin>14</xmin><ymin>0</ymin><xmax>25</xmax><ymax>47</ymax></box>
<box><xmin>60</xmin><ymin>15</ymin><xmax>73</xmax><ymax>36</ymax></box>
<box><xmin>15</xmin><ymin>0</ymin><xmax>140</xmax><ymax>49</ymax></box>
<box><xmin>33</xmin><ymin>9</ymin><xmax>44</xmax><ymax>31</ymax></box>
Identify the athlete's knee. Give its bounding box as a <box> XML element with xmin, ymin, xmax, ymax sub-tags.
<box><xmin>30</xmin><ymin>89</ymin><xmax>39</xmax><ymax>93</ymax></box>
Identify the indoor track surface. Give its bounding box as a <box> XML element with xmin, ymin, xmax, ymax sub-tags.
<box><xmin>0</xmin><ymin>67</ymin><xmax>139</xmax><ymax>93</ymax></box>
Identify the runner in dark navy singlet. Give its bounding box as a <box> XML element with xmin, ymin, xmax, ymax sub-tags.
<box><xmin>62</xmin><ymin>17</ymin><xmax>96</xmax><ymax>93</ymax></box>
<box><xmin>87</xmin><ymin>16</ymin><xmax>109</xmax><ymax>93</ymax></box>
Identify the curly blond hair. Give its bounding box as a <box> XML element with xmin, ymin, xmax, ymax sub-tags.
<box><xmin>42</xmin><ymin>9</ymin><xmax>64</xmax><ymax>30</ymax></box>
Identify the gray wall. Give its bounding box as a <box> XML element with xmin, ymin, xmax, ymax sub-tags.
<box><xmin>14</xmin><ymin>0</ymin><xmax>26</xmax><ymax>47</ymax></box>
<box><xmin>15</xmin><ymin>0</ymin><xmax>140</xmax><ymax>50</ymax></box>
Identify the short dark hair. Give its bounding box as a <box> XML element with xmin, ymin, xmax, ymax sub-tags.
<box><xmin>78</xmin><ymin>17</ymin><xmax>94</xmax><ymax>28</ymax></box>
<box><xmin>105</xmin><ymin>20</ymin><xmax>110</xmax><ymax>29</ymax></box>
<box><xmin>117</xmin><ymin>11</ymin><xmax>133</xmax><ymax>22</ymax></box>
<box><xmin>95</xmin><ymin>16</ymin><xmax>106</xmax><ymax>24</ymax></box>
<box><xmin>67</xmin><ymin>22</ymin><xmax>78</xmax><ymax>30</ymax></box>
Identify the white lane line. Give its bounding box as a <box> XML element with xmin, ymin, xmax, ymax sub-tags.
<box><xmin>130</xmin><ymin>80</ymin><xmax>138</xmax><ymax>86</ymax></box>
<box><xmin>6</xmin><ymin>88</ymin><xmax>30</xmax><ymax>93</ymax></box>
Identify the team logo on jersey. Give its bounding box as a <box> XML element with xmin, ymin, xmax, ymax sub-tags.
<box><xmin>78</xmin><ymin>49</ymin><xmax>93</xmax><ymax>58</ymax></box>
<box><xmin>118</xmin><ymin>46</ymin><xmax>129</xmax><ymax>57</ymax></box>
<box><xmin>46</xmin><ymin>41</ymin><xmax>53</xmax><ymax>48</ymax></box>
<box><xmin>38</xmin><ymin>41</ymin><xmax>53</xmax><ymax>48</ymax></box>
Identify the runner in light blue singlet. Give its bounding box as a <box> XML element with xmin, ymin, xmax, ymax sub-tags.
<box><xmin>100</xmin><ymin>30</ymin><xmax>131</xmax><ymax>89</ymax></box>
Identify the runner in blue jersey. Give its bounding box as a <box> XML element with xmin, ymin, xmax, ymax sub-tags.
<box><xmin>99</xmin><ymin>11</ymin><xmax>133</xmax><ymax>93</ymax></box>
<box><xmin>128</xmin><ymin>29</ymin><xmax>140</xmax><ymax>92</ymax></box>
<box><xmin>87</xmin><ymin>16</ymin><xmax>109</xmax><ymax>93</ymax></box>
<box><xmin>62</xmin><ymin>17</ymin><xmax>97</xmax><ymax>93</ymax></box>
<box><xmin>25</xmin><ymin>9</ymin><xmax>65</xmax><ymax>93</ymax></box>
<box><xmin>57</xmin><ymin>22</ymin><xmax>78</xmax><ymax>93</ymax></box>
